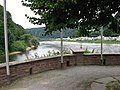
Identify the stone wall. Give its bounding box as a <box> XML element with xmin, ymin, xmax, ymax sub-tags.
<box><xmin>0</xmin><ymin>51</ymin><xmax>120</xmax><ymax>85</ymax></box>
<box><xmin>82</xmin><ymin>54</ymin><xmax>120</xmax><ymax>65</ymax></box>
<box><xmin>0</xmin><ymin>55</ymin><xmax>75</xmax><ymax>85</ymax></box>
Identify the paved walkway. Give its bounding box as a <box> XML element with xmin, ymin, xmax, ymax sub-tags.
<box><xmin>0</xmin><ymin>66</ymin><xmax>120</xmax><ymax>90</ymax></box>
<box><xmin>91</xmin><ymin>76</ymin><xmax>120</xmax><ymax>90</ymax></box>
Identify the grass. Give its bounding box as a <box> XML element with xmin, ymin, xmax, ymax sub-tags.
<box><xmin>81</xmin><ymin>79</ymin><xmax>104</xmax><ymax>90</ymax></box>
<box><xmin>64</xmin><ymin>40</ymin><xmax>120</xmax><ymax>44</ymax></box>
<box><xmin>81</xmin><ymin>80</ymin><xmax>94</xmax><ymax>90</ymax></box>
<box><xmin>106</xmin><ymin>77</ymin><xmax>120</xmax><ymax>90</ymax></box>
<box><xmin>106</xmin><ymin>81</ymin><xmax>120</xmax><ymax>90</ymax></box>
<box><xmin>41</xmin><ymin>38</ymin><xmax>120</xmax><ymax>44</ymax></box>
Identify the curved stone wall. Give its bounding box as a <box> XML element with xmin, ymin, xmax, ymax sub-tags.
<box><xmin>0</xmin><ymin>52</ymin><xmax>120</xmax><ymax>85</ymax></box>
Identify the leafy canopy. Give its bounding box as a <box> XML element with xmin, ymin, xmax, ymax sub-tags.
<box><xmin>22</xmin><ymin>0</ymin><xmax>120</xmax><ymax>34</ymax></box>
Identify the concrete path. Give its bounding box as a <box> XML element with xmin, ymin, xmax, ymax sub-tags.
<box><xmin>0</xmin><ymin>66</ymin><xmax>120</xmax><ymax>90</ymax></box>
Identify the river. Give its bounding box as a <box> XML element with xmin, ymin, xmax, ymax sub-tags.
<box><xmin>0</xmin><ymin>41</ymin><xmax>120</xmax><ymax>63</ymax></box>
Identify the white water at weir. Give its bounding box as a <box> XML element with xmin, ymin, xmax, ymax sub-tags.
<box><xmin>10</xmin><ymin>41</ymin><xmax>120</xmax><ymax>61</ymax></box>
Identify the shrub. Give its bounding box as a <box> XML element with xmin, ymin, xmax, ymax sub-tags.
<box><xmin>29</xmin><ymin>37</ymin><xmax>39</xmax><ymax>47</ymax></box>
<box><xmin>103</xmin><ymin>29</ymin><xmax>114</xmax><ymax>37</ymax></box>
<box><xmin>11</xmin><ymin>41</ymin><xmax>27</xmax><ymax>52</ymax></box>
<box><xmin>0</xmin><ymin>46</ymin><xmax>4</xmax><ymax>55</ymax></box>
<box><xmin>84</xmin><ymin>48</ymin><xmax>91</xmax><ymax>53</ymax></box>
<box><xmin>111</xmin><ymin>33</ymin><xmax>119</xmax><ymax>37</ymax></box>
<box><xmin>89</xmin><ymin>32</ymin><xmax>100</xmax><ymax>37</ymax></box>
<box><xmin>0</xmin><ymin>50</ymin><xmax>4</xmax><ymax>55</ymax></box>
<box><xmin>20</xmin><ymin>34</ymin><xmax>33</xmax><ymax>46</ymax></box>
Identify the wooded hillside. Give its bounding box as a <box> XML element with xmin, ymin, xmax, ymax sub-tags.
<box><xmin>0</xmin><ymin>5</ymin><xmax>39</xmax><ymax>55</ymax></box>
<box><xmin>27</xmin><ymin>27</ymin><xmax>77</xmax><ymax>39</ymax></box>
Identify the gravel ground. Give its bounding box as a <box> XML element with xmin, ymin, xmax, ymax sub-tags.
<box><xmin>0</xmin><ymin>66</ymin><xmax>120</xmax><ymax>90</ymax></box>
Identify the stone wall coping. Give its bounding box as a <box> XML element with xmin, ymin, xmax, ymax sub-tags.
<box><xmin>84</xmin><ymin>53</ymin><xmax>120</xmax><ymax>56</ymax></box>
<box><xmin>0</xmin><ymin>53</ymin><xmax>119</xmax><ymax>68</ymax></box>
<box><xmin>0</xmin><ymin>54</ymin><xmax>75</xmax><ymax>68</ymax></box>
<box><xmin>71</xmin><ymin>48</ymin><xmax>85</xmax><ymax>53</ymax></box>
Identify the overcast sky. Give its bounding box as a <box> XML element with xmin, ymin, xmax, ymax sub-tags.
<box><xmin>0</xmin><ymin>0</ymin><xmax>44</xmax><ymax>29</ymax></box>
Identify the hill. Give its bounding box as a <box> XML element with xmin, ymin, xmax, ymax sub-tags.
<box><xmin>0</xmin><ymin>5</ymin><xmax>39</xmax><ymax>55</ymax></box>
<box><xmin>26</xmin><ymin>27</ymin><xmax>77</xmax><ymax>39</ymax></box>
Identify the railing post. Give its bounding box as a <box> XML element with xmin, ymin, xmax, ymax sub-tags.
<box><xmin>60</xmin><ymin>29</ymin><xmax>63</xmax><ymax>68</ymax></box>
<box><xmin>3</xmin><ymin>0</ymin><xmax>10</xmax><ymax>82</ymax></box>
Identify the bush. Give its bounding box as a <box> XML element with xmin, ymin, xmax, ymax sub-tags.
<box><xmin>84</xmin><ymin>48</ymin><xmax>91</xmax><ymax>53</ymax></box>
<box><xmin>89</xmin><ymin>32</ymin><xmax>100</xmax><ymax>37</ymax></box>
<box><xmin>0</xmin><ymin>50</ymin><xmax>4</xmax><ymax>55</ymax></box>
<box><xmin>11</xmin><ymin>41</ymin><xmax>27</xmax><ymax>52</ymax></box>
<box><xmin>111</xmin><ymin>33</ymin><xmax>120</xmax><ymax>37</ymax></box>
<box><xmin>20</xmin><ymin>34</ymin><xmax>33</xmax><ymax>46</ymax></box>
<box><xmin>103</xmin><ymin>29</ymin><xmax>114</xmax><ymax>37</ymax></box>
<box><xmin>30</xmin><ymin>37</ymin><xmax>39</xmax><ymax>47</ymax></box>
<box><xmin>0</xmin><ymin>46</ymin><xmax>4</xmax><ymax>55</ymax></box>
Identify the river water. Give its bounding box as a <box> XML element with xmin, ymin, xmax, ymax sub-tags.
<box><xmin>0</xmin><ymin>41</ymin><xmax>120</xmax><ymax>63</ymax></box>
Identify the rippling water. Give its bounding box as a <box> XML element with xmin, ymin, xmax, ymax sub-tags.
<box><xmin>0</xmin><ymin>41</ymin><xmax>120</xmax><ymax>63</ymax></box>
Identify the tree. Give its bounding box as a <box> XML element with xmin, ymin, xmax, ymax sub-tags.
<box><xmin>20</xmin><ymin>34</ymin><xmax>33</xmax><ymax>44</ymax></box>
<box><xmin>89</xmin><ymin>32</ymin><xmax>100</xmax><ymax>37</ymax></box>
<box><xmin>103</xmin><ymin>29</ymin><xmax>113</xmax><ymax>37</ymax></box>
<box><xmin>77</xmin><ymin>26</ymin><xmax>90</xmax><ymax>37</ymax></box>
<box><xmin>11</xmin><ymin>41</ymin><xmax>27</xmax><ymax>52</ymax></box>
<box><xmin>0</xmin><ymin>5</ymin><xmax>38</xmax><ymax>55</ymax></box>
<box><xmin>109</xmin><ymin>12</ymin><xmax>120</xmax><ymax>34</ymax></box>
<box><xmin>22</xmin><ymin>0</ymin><xmax>120</xmax><ymax>34</ymax></box>
<box><xmin>30</xmin><ymin>37</ymin><xmax>39</xmax><ymax>47</ymax></box>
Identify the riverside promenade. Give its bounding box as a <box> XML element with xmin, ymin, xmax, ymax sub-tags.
<box><xmin>0</xmin><ymin>66</ymin><xmax>120</xmax><ymax>90</ymax></box>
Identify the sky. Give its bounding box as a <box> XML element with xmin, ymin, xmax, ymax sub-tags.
<box><xmin>0</xmin><ymin>0</ymin><xmax>44</xmax><ymax>29</ymax></box>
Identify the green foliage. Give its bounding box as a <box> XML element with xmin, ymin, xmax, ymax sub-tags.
<box><xmin>103</xmin><ymin>29</ymin><xmax>114</xmax><ymax>37</ymax></box>
<box><xmin>11</xmin><ymin>41</ymin><xmax>27</xmax><ymax>52</ymax></box>
<box><xmin>0</xmin><ymin>5</ymin><xmax>39</xmax><ymax>54</ymax></box>
<box><xmin>109</xmin><ymin>13</ymin><xmax>120</xmax><ymax>34</ymax></box>
<box><xmin>81</xmin><ymin>80</ymin><xmax>94</xmax><ymax>90</ymax></box>
<box><xmin>45</xmin><ymin>50</ymin><xmax>60</xmax><ymax>57</ymax></box>
<box><xmin>43</xmin><ymin>49</ymin><xmax>70</xmax><ymax>57</ymax></box>
<box><xmin>29</xmin><ymin>37</ymin><xmax>39</xmax><ymax>47</ymax></box>
<box><xmin>76</xmin><ymin>26</ymin><xmax>90</xmax><ymax>37</ymax></box>
<box><xmin>20</xmin><ymin>34</ymin><xmax>40</xmax><ymax>47</ymax></box>
<box><xmin>0</xmin><ymin>49</ymin><xmax>4</xmax><ymax>55</ymax></box>
<box><xmin>63</xmin><ymin>48</ymin><xmax>71</xmax><ymax>54</ymax></box>
<box><xmin>111</xmin><ymin>33</ymin><xmax>120</xmax><ymax>37</ymax></box>
<box><xmin>106</xmin><ymin>81</ymin><xmax>120</xmax><ymax>90</ymax></box>
<box><xmin>89</xmin><ymin>32</ymin><xmax>100</xmax><ymax>37</ymax></box>
<box><xmin>0</xmin><ymin>5</ymin><xmax>26</xmax><ymax>53</ymax></box>
<box><xmin>103</xmin><ymin>29</ymin><xmax>120</xmax><ymax>37</ymax></box>
<box><xmin>106</xmin><ymin>77</ymin><xmax>120</xmax><ymax>90</ymax></box>
<box><xmin>84</xmin><ymin>48</ymin><xmax>91</xmax><ymax>53</ymax></box>
<box><xmin>22</xmin><ymin>0</ymin><xmax>120</xmax><ymax>35</ymax></box>
<box><xmin>20</xmin><ymin>34</ymin><xmax>33</xmax><ymax>46</ymax></box>
<box><xmin>27</xmin><ymin>27</ymin><xmax>77</xmax><ymax>39</ymax></box>
<box><xmin>84</xmin><ymin>48</ymin><xmax>95</xmax><ymax>53</ymax></box>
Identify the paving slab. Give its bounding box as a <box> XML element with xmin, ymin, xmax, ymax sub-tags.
<box><xmin>91</xmin><ymin>76</ymin><xmax>120</xmax><ymax>90</ymax></box>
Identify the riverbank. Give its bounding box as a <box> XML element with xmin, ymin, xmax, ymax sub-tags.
<box><xmin>9</xmin><ymin>46</ymin><xmax>36</xmax><ymax>55</ymax></box>
<box><xmin>55</xmin><ymin>39</ymin><xmax>120</xmax><ymax>44</ymax></box>
<box><xmin>66</xmin><ymin>40</ymin><xmax>120</xmax><ymax>44</ymax></box>
<box><xmin>9</xmin><ymin>51</ymin><xmax>22</xmax><ymax>55</ymax></box>
<box><xmin>0</xmin><ymin>46</ymin><xmax>37</xmax><ymax>63</ymax></box>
